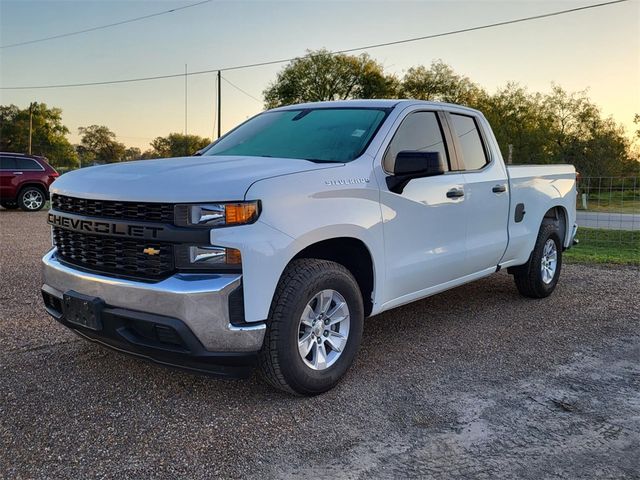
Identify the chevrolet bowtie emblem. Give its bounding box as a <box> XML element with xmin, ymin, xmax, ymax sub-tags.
<box><xmin>143</xmin><ymin>247</ymin><xmax>161</xmax><ymax>256</ymax></box>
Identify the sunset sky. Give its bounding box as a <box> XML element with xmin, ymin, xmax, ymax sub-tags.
<box><xmin>1</xmin><ymin>0</ymin><xmax>638</xmax><ymax>150</ymax></box>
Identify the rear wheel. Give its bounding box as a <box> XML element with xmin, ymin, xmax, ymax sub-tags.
<box><xmin>18</xmin><ymin>187</ymin><xmax>46</xmax><ymax>212</ymax></box>
<box><xmin>258</xmin><ymin>259</ymin><xmax>364</xmax><ymax>395</ymax></box>
<box><xmin>512</xmin><ymin>220</ymin><xmax>563</xmax><ymax>298</ymax></box>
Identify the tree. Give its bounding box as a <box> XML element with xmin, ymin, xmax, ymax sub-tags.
<box><xmin>148</xmin><ymin>133</ymin><xmax>210</xmax><ymax>158</ymax></box>
<box><xmin>0</xmin><ymin>103</ymin><xmax>78</xmax><ymax>168</ymax></box>
<box><xmin>541</xmin><ymin>86</ymin><xmax>635</xmax><ymax>177</ymax></box>
<box><xmin>123</xmin><ymin>147</ymin><xmax>142</xmax><ymax>161</ymax></box>
<box><xmin>477</xmin><ymin>83</ymin><xmax>552</xmax><ymax>165</ymax></box>
<box><xmin>77</xmin><ymin>125</ymin><xmax>127</xmax><ymax>165</ymax></box>
<box><xmin>400</xmin><ymin>60</ymin><xmax>486</xmax><ymax>106</ymax></box>
<box><xmin>263</xmin><ymin>49</ymin><xmax>397</xmax><ymax>108</ymax></box>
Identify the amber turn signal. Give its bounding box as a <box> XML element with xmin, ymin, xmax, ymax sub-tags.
<box><xmin>225</xmin><ymin>248</ymin><xmax>242</xmax><ymax>264</ymax></box>
<box><xmin>225</xmin><ymin>202</ymin><xmax>258</xmax><ymax>225</ymax></box>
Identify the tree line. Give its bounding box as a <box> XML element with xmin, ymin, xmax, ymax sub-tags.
<box><xmin>1</xmin><ymin>50</ymin><xmax>638</xmax><ymax>176</ymax></box>
<box><xmin>263</xmin><ymin>50</ymin><xmax>639</xmax><ymax>177</ymax></box>
<box><xmin>0</xmin><ymin>104</ymin><xmax>210</xmax><ymax>170</ymax></box>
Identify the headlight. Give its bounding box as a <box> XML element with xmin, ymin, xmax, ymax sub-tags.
<box><xmin>175</xmin><ymin>201</ymin><xmax>260</xmax><ymax>228</ymax></box>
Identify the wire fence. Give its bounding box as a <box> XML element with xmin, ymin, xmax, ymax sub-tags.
<box><xmin>571</xmin><ymin>176</ymin><xmax>639</xmax><ymax>266</ymax></box>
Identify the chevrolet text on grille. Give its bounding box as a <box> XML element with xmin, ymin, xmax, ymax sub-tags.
<box><xmin>47</xmin><ymin>213</ymin><xmax>164</xmax><ymax>238</ymax></box>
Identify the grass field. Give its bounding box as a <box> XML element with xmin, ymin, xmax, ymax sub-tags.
<box><xmin>578</xmin><ymin>183</ymin><xmax>640</xmax><ymax>214</ymax></box>
<box><xmin>565</xmin><ymin>227</ymin><xmax>639</xmax><ymax>265</ymax></box>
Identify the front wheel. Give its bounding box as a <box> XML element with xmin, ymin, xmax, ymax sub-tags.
<box><xmin>512</xmin><ymin>220</ymin><xmax>563</xmax><ymax>298</ymax></box>
<box><xmin>258</xmin><ymin>259</ymin><xmax>364</xmax><ymax>395</ymax></box>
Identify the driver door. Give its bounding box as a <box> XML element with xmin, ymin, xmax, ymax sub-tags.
<box><xmin>377</xmin><ymin>109</ymin><xmax>469</xmax><ymax>306</ymax></box>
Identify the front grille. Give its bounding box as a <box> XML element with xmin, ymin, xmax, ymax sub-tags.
<box><xmin>53</xmin><ymin>227</ymin><xmax>174</xmax><ymax>279</ymax></box>
<box><xmin>52</xmin><ymin>194</ymin><xmax>175</xmax><ymax>224</ymax></box>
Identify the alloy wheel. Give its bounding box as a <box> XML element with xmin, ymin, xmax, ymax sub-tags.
<box><xmin>22</xmin><ymin>190</ymin><xmax>44</xmax><ymax>210</ymax></box>
<box><xmin>297</xmin><ymin>289</ymin><xmax>350</xmax><ymax>370</ymax></box>
<box><xmin>540</xmin><ymin>238</ymin><xmax>558</xmax><ymax>284</ymax></box>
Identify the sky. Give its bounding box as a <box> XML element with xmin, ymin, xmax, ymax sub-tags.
<box><xmin>0</xmin><ymin>0</ymin><xmax>638</xmax><ymax>151</ymax></box>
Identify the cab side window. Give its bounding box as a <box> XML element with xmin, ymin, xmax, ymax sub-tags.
<box><xmin>383</xmin><ymin>112</ymin><xmax>449</xmax><ymax>173</ymax></box>
<box><xmin>449</xmin><ymin>114</ymin><xmax>488</xmax><ymax>171</ymax></box>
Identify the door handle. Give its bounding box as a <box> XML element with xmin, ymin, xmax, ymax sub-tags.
<box><xmin>12</xmin><ymin>172</ymin><xmax>23</xmax><ymax>175</ymax></box>
<box><xmin>492</xmin><ymin>184</ymin><xmax>506</xmax><ymax>193</ymax></box>
<box><xmin>446</xmin><ymin>188</ymin><xmax>465</xmax><ymax>198</ymax></box>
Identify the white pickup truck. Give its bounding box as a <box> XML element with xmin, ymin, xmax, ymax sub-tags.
<box><xmin>42</xmin><ymin>100</ymin><xmax>577</xmax><ymax>395</ymax></box>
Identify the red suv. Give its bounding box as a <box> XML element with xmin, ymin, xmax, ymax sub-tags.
<box><xmin>0</xmin><ymin>153</ymin><xmax>59</xmax><ymax>212</ymax></box>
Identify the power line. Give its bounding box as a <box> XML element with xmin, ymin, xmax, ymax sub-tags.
<box><xmin>222</xmin><ymin>0</ymin><xmax>630</xmax><ymax>72</ymax></box>
<box><xmin>220</xmin><ymin>75</ymin><xmax>263</xmax><ymax>103</ymax></box>
<box><xmin>0</xmin><ymin>0</ymin><xmax>628</xmax><ymax>90</ymax></box>
<box><xmin>0</xmin><ymin>0</ymin><xmax>213</xmax><ymax>49</ymax></box>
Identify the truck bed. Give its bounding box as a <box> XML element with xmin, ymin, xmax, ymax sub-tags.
<box><xmin>501</xmin><ymin>164</ymin><xmax>577</xmax><ymax>268</ymax></box>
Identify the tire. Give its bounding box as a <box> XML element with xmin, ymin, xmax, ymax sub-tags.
<box><xmin>18</xmin><ymin>187</ymin><xmax>46</xmax><ymax>212</ymax></box>
<box><xmin>258</xmin><ymin>259</ymin><xmax>364</xmax><ymax>395</ymax></box>
<box><xmin>0</xmin><ymin>202</ymin><xmax>19</xmax><ymax>210</ymax></box>
<box><xmin>512</xmin><ymin>220</ymin><xmax>563</xmax><ymax>298</ymax></box>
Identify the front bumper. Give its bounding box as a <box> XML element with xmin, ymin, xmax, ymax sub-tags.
<box><xmin>41</xmin><ymin>249</ymin><xmax>266</xmax><ymax>376</ymax></box>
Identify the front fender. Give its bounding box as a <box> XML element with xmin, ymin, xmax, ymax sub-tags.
<box><xmin>211</xmin><ymin>221</ymin><xmax>384</xmax><ymax>323</ymax></box>
<box><xmin>233</xmin><ymin>162</ymin><xmax>386</xmax><ymax>321</ymax></box>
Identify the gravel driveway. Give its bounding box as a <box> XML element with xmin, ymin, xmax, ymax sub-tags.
<box><xmin>1</xmin><ymin>210</ymin><xmax>639</xmax><ymax>479</ymax></box>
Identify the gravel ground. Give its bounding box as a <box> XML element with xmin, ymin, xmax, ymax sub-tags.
<box><xmin>1</xmin><ymin>209</ymin><xmax>639</xmax><ymax>479</ymax></box>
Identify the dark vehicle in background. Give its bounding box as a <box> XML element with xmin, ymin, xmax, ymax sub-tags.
<box><xmin>0</xmin><ymin>153</ymin><xmax>59</xmax><ymax>212</ymax></box>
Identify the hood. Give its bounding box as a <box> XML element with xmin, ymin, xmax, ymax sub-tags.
<box><xmin>51</xmin><ymin>155</ymin><xmax>339</xmax><ymax>202</ymax></box>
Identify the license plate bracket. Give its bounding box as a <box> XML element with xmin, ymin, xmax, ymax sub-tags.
<box><xmin>62</xmin><ymin>291</ymin><xmax>104</xmax><ymax>331</ymax></box>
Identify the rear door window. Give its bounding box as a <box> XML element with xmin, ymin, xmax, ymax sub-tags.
<box><xmin>449</xmin><ymin>114</ymin><xmax>489</xmax><ymax>171</ymax></box>
<box><xmin>14</xmin><ymin>157</ymin><xmax>42</xmax><ymax>170</ymax></box>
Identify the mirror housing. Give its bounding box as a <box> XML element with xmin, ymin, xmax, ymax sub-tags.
<box><xmin>386</xmin><ymin>151</ymin><xmax>446</xmax><ymax>194</ymax></box>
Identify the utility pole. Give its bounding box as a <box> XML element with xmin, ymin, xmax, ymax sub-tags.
<box><xmin>28</xmin><ymin>102</ymin><xmax>34</xmax><ymax>154</ymax></box>
<box><xmin>185</xmin><ymin>64</ymin><xmax>188</xmax><ymax>156</ymax></box>
<box><xmin>184</xmin><ymin>64</ymin><xmax>188</xmax><ymax>135</ymax></box>
<box><xmin>217</xmin><ymin>70</ymin><xmax>221</xmax><ymax>139</ymax></box>
<box><xmin>212</xmin><ymin>74</ymin><xmax>217</xmax><ymax>140</ymax></box>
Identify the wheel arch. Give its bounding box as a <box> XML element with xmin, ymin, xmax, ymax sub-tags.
<box><xmin>286</xmin><ymin>237</ymin><xmax>376</xmax><ymax>317</ymax></box>
<box><xmin>543</xmin><ymin>205</ymin><xmax>568</xmax><ymax>249</ymax></box>
<box><xmin>18</xmin><ymin>182</ymin><xmax>49</xmax><ymax>198</ymax></box>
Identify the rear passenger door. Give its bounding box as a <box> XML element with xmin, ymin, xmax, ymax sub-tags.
<box><xmin>14</xmin><ymin>156</ymin><xmax>45</xmax><ymax>183</ymax></box>
<box><xmin>447</xmin><ymin>112</ymin><xmax>510</xmax><ymax>273</ymax></box>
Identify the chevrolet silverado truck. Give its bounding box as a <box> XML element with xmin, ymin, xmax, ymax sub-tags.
<box><xmin>42</xmin><ymin>100</ymin><xmax>577</xmax><ymax>395</ymax></box>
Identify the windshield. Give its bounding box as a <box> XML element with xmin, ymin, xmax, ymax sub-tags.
<box><xmin>203</xmin><ymin>107</ymin><xmax>390</xmax><ymax>163</ymax></box>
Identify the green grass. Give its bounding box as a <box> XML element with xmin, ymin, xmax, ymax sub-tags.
<box><xmin>565</xmin><ymin>227</ymin><xmax>639</xmax><ymax>265</ymax></box>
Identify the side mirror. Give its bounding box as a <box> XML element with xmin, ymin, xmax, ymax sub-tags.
<box><xmin>386</xmin><ymin>151</ymin><xmax>446</xmax><ymax>194</ymax></box>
